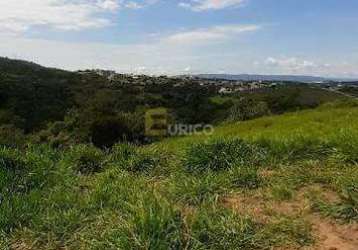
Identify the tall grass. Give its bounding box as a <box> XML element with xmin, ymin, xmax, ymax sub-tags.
<box><xmin>183</xmin><ymin>138</ymin><xmax>267</xmax><ymax>173</ymax></box>
<box><xmin>1</xmin><ymin>103</ymin><xmax>358</xmax><ymax>249</ymax></box>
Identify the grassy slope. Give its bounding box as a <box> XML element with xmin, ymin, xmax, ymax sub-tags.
<box><xmin>1</xmin><ymin>102</ymin><xmax>358</xmax><ymax>249</ymax></box>
<box><xmin>158</xmin><ymin>102</ymin><xmax>358</xmax><ymax>152</ymax></box>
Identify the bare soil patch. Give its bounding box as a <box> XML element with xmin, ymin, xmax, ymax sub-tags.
<box><xmin>309</xmin><ymin>216</ymin><xmax>358</xmax><ymax>250</ymax></box>
<box><xmin>221</xmin><ymin>185</ymin><xmax>357</xmax><ymax>250</ymax></box>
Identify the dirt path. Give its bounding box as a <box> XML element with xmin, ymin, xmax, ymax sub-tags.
<box><xmin>221</xmin><ymin>186</ymin><xmax>358</xmax><ymax>250</ymax></box>
<box><xmin>309</xmin><ymin>216</ymin><xmax>358</xmax><ymax>250</ymax></box>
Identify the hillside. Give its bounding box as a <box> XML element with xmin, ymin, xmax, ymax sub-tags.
<box><xmin>1</xmin><ymin>102</ymin><xmax>357</xmax><ymax>249</ymax></box>
<box><xmin>0</xmin><ymin>57</ymin><xmax>350</xmax><ymax>148</ymax></box>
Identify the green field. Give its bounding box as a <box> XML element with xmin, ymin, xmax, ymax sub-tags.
<box><xmin>1</xmin><ymin>101</ymin><xmax>358</xmax><ymax>249</ymax></box>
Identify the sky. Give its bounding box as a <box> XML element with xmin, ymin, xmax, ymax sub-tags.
<box><xmin>0</xmin><ymin>0</ymin><xmax>357</xmax><ymax>77</ymax></box>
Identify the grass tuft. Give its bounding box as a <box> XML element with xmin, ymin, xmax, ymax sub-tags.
<box><xmin>183</xmin><ymin>138</ymin><xmax>267</xmax><ymax>173</ymax></box>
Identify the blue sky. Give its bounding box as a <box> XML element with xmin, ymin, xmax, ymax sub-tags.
<box><xmin>0</xmin><ymin>0</ymin><xmax>357</xmax><ymax>77</ymax></box>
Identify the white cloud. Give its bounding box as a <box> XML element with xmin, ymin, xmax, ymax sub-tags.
<box><xmin>164</xmin><ymin>24</ymin><xmax>260</xmax><ymax>44</ymax></box>
<box><xmin>264</xmin><ymin>57</ymin><xmax>317</xmax><ymax>71</ymax></box>
<box><xmin>0</xmin><ymin>35</ymin><xmax>196</xmax><ymax>75</ymax></box>
<box><xmin>124</xmin><ymin>1</ymin><xmax>144</xmax><ymax>9</ymax></box>
<box><xmin>179</xmin><ymin>0</ymin><xmax>246</xmax><ymax>11</ymax></box>
<box><xmin>98</xmin><ymin>0</ymin><xmax>120</xmax><ymax>11</ymax></box>
<box><xmin>0</xmin><ymin>32</ymin><xmax>356</xmax><ymax>78</ymax></box>
<box><xmin>0</xmin><ymin>0</ymin><xmax>154</xmax><ymax>34</ymax></box>
<box><xmin>259</xmin><ymin>56</ymin><xmax>358</xmax><ymax>78</ymax></box>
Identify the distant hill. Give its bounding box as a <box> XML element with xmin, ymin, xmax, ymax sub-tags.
<box><xmin>0</xmin><ymin>56</ymin><xmax>354</xmax><ymax>151</ymax></box>
<box><xmin>0</xmin><ymin>57</ymin><xmax>70</xmax><ymax>78</ymax></box>
<box><xmin>194</xmin><ymin>74</ymin><xmax>329</xmax><ymax>83</ymax></box>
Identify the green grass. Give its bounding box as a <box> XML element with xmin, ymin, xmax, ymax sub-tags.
<box><xmin>1</xmin><ymin>101</ymin><xmax>358</xmax><ymax>249</ymax></box>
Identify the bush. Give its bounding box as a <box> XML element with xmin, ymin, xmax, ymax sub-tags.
<box><xmin>66</xmin><ymin>145</ymin><xmax>106</xmax><ymax>174</ymax></box>
<box><xmin>0</xmin><ymin>125</ymin><xmax>26</xmax><ymax>148</ymax></box>
<box><xmin>228</xmin><ymin>98</ymin><xmax>270</xmax><ymax>122</ymax></box>
<box><xmin>90</xmin><ymin>112</ymin><xmax>144</xmax><ymax>148</ymax></box>
<box><xmin>183</xmin><ymin>138</ymin><xmax>267</xmax><ymax>173</ymax></box>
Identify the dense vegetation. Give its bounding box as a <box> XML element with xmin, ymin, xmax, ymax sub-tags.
<box><xmin>1</xmin><ymin>58</ymin><xmax>357</xmax><ymax>249</ymax></box>
<box><xmin>1</xmin><ymin>101</ymin><xmax>358</xmax><ymax>249</ymax></box>
<box><xmin>0</xmin><ymin>57</ymin><xmax>346</xmax><ymax>148</ymax></box>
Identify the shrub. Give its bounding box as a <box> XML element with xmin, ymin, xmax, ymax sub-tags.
<box><xmin>90</xmin><ymin>112</ymin><xmax>145</xmax><ymax>148</ymax></box>
<box><xmin>228</xmin><ymin>98</ymin><xmax>270</xmax><ymax>122</ymax></box>
<box><xmin>183</xmin><ymin>138</ymin><xmax>267</xmax><ymax>173</ymax></box>
<box><xmin>0</xmin><ymin>125</ymin><xmax>26</xmax><ymax>148</ymax></box>
<box><xmin>66</xmin><ymin>145</ymin><xmax>106</xmax><ymax>174</ymax></box>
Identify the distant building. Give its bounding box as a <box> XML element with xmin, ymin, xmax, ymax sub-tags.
<box><xmin>219</xmin><ymin>87</ymin><xmax>233</xmax><ymax>94</ymax></box>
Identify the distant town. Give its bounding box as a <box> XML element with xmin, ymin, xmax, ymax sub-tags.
<box><xmin>78</xmin><ymin>69</ymin><xmax>358</xmax><ymax>97</ymax></box>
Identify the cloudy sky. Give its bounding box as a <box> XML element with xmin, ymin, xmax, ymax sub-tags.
<box><xmin>0</xmin><ymin>0</ymin><xmax>357</xmax><ymax>77</ymax></box>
